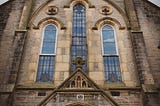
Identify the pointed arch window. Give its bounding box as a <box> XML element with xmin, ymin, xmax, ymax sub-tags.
<box><xmin>36</xmin><ymin>24</ymin><xmax>57</xmax><ymax>82</ymax></box>
<box><xmin>102</xmin><ymin>25</ymin><xmax>122</xmax><ymax>82</ymax></box>
<box><xmin>71</xmin><ymin>4</ymin><xmax>87</xmax><ymax>73</ymax></box>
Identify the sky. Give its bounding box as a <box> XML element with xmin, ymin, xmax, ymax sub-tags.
<box><xmin>148</xmin><ymin>0</ymin><xmax>160</xmax><ymax>7</ymax></box>
<box><xmin>0</xmin><ymin>0</ymin><xmax>8</xmax><ymax>5</ymax></box>
<box><xmin>0</xmin><ymin>0</ymin><xmax>160</xmax><ymax>7</ymax></box>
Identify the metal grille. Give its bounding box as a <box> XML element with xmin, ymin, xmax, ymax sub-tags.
<box><xmin>71</xmin><ymin>4</ymin><xmax>87</xmax><ymax>73</ymax></box>
<box><xmin>102</xmin><ymin>25</ymin><xmax>122</xmax><ymax>82</ymax></box>
<box><xmin>36</xmin><ymin>55</ymin><xmax>55</xmax><ymax>82</ymax></box>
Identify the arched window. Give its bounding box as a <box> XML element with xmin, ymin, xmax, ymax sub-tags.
<box><xmin>36</xmin><ymin>24</ymin><xmax>57</xmax><ymax>82</ymax></box>
<box><xmin>102</xmin><ymin>25</ymin><xmax>122</xmax><ymax>82</ymax></box>
<box><xmin>71</xmin><ymin>4</ymin><xmax>87</xmax><ymax>73</ymax></box>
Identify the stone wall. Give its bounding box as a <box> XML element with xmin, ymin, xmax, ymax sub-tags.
<box><xmin>17</xmin><ymin>0</ymin><xmax>138</xmax><ymax>88</ymax></box>
<box><xmin>0</xmin><ymin>0</ymin><xmax>13</xmax><ymax>92</ymax></box>
<box><xmin>112</xmin><ymin>91</ymin><xmax>142</xmax><ymax>106</ymax></box>
<box><xmin>14</xmin><ymin>90</ymin><xmax>52</xmax><ymax>106</ymax></box>
<box><xmin>134</xmin><ymin>0</ymin><xmax>160</xmax><ymax>88</ymax></box>
<box><xmin>0</xmin><ymin>0</ymin><xmax>159</xmax><ymax>106</ymax></box>
<box><xmin>0</xmin><ymin>0</ymin><xmax>25</xmax><ymax>90</ymax></box>
<box><xmin>133</xmin><ymin>0</ymin><xmax>160</xmax><ymax>106</ymax></box>
<box><xmin>0</xmin><ymin>0</ymin><xmax>25</xmax><ymax>105</ymax></box>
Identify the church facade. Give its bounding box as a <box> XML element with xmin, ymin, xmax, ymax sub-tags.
<box><xmin>0</xmin><ymin>0</ymin><xmax>160</xmax><ymax>106</ymax></box>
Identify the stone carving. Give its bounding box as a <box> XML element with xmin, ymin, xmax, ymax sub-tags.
<box><xmin>47</xmin><ymin>93</ymin><xmax>112</xmax><ymax>106</ymax></box>
<box><xmin>46</xmin><ymin>6</ymin><xmax>58</xmax><ymax>15</ymax></box>
<box><xmin>63</xmin><ymin>71</ymin><xmax>92</xmax><ymax>89</ymax></box>
<box><xmin>72</xmin><ymin>56</ymin><xmax>85</xmax><ymax>69</ymax></box>
<box><xmin>100</xmin><ymin>6</ymin><xmax>112</xmax><ymax>15</ymax></box>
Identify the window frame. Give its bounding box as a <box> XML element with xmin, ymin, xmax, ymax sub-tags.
<box><xmin>101</xmin><ymin>24</ymin><xmax>119</xmax><ymax>56</ymax></box>
<box><xmin>40</xmin><ymin>24</ymin><xmax>58</xmax><ymax>56</ymax></box>
<box><xmin>36</xmin><ymin>24</ymin><xmax>58</xmax><ymax>82</ymax></box>
<box><xmin>101</xmin><ymin>24</ymin><xmax>122</xmax><ymax>82</ymax></box>
<box><xmin>71</xmin><ymin>3</ymin><xmax>88</xmax><ymax>73</ymax></box>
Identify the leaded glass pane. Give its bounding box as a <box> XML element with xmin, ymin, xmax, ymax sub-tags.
<box><xmin>103</xmin><ymin>56</ymin><xmax>121</xmax><ymax>82</ymax></box>
<box><xmin>41</xmin><ymin>25</ymin><xmax>56</xmax><ymax>54</ymax></box>
<box><xmin>71</xmin><ymin>4</ymin><xmax>87</xmax><ymax>73</ymax></box>
<box><xmin>102</xmin><ymin>26</ymin><xmax>116</xmax><ymax>55</ymax></box>
<box><xmin>36</xmin><ymin>55</ymin><xmax>55</xmax><ymax>82</ymax></box>
<box><xmin>103</xmin><ymin>43</ymin><xmax>116</xmax><ymax>54</ymax></box>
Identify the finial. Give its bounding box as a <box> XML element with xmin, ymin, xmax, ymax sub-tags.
<box><xmin>72</xmin><ymin>56</ymin><xmax>85</xmax><ymax>69</ymax></box>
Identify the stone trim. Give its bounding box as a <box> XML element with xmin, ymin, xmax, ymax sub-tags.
<box><xmin>64</xmin><ymin>0</ymin><xmax>95</xmax><ymax>9</ymax></box>
<box><xmin>93</xmin><ymin>17</ymin><xmax>125</xmax><ymax>30</ymax></box>
<box><xmin>108</xmin><ymin>87</ymin><xmax>141</xmax><ymax>91</ymax></box>
<box><xmin>28</xmin><ymin>0</ymin><xmax>54</xmax><ymax>28</ymax></box>
<box><xmin>38</xmin><ymin>70</ymin><xmax>120</xmax><ymax>106</ymax></box>
<box><xmin>103</xmin><ymin>0</ymin><xmax>130</xmax><ymax>28</ymax></box>
<box><xmin>32</xmin><ymin>17</ymin><xmax>65</xmax><ymax>30</ymax></box>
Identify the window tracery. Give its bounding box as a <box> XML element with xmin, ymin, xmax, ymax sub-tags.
<box><xmin>71</xmin><ymin>4</ymin><xmax>87</xmax><ymax>73</ymax></box>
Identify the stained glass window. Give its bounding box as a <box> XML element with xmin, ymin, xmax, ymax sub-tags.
<box><xmin>36</xmin><ymin>25</ymin><xmax>57</xmax><ymax>82</ymax></box>
<box><xmin>102</xmin><ymin>25</ymin><xmax>122</xmax><ymax>82</ymax></box>
<box><xmin>71</xmin><ymin>4</ymin><xmax>87</xmax><ymax>73</ymax></box>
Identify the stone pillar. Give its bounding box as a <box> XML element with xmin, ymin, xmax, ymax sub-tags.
<box><xmin>8</xmin><ymin>0</ymin><xmax>35</xmax><ymax>92</ymax></box>
<box><xmin>19</xmin><ymin>0</ymin><xmax>35</xmax><ymax>29</ymax></box>
<box><xmin>9</xmin><ymin>0</ymin><xmax>35</xmax><ymax>105</ymax></box>
<box><xmin>124</xmin><ymin>0</ymin><xmax>159</xmax><ymax>105</ymax></box>
<box><xmin>124</xmin><ymin>0</ymin><xmax>140</xmax><ymax>30</ymax></box>
<box><xmin>131</xmin><ymin>31</ymin><xmax>154</xmax><ymax>84</ymax></box>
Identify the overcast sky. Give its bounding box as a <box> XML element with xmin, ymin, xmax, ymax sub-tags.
<box><xmin>148</xmin><ymin>0</ymin><xmax>160</xmax><ymax>7</ymax></box>
<box><xmin>0</xmin><ymin>0</ymin><xmax>160</xmax><ymax>6</ymax></box>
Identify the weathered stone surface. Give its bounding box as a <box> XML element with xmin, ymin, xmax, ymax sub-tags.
<box><xmin>0</xmin><ymin>0</ymin><xmax>159</xmax><ymax>106</ymax></box>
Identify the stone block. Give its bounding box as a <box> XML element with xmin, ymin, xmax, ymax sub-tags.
<box><xmin>57</xmin><ymin>41</ymin><xmax>70</xmax><ymax>48</ymax></box>
<box><xmin>62</xmin><ymin>55</ymin><xmax>70</xmax><ymax>62</ymax></box>
<box><xmin>89</xmin><ymin>71</ymin><xmax>104</xmax><ymax>82</ymax></box>
<box><xmin>55</xmin><ymin>63</ymin><xmax>69</xmax><ymax>71</ymax></box>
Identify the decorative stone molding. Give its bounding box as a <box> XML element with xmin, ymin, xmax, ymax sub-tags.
<box><xmin>46</xmin><ymin>6</ymin><xmax>58</xmax><ymax>15</ymax></box>
<box><xmin>100</xmin><ymin>6</ymin><xmax>113</xmax><ymax>15</ymax></box>
<box><xmin>38</xmin><ymin>70</ymin><xmax>119</xmax><ymax>106</ymax></box>
<box><xmin>72</xmin><ymin>57</ymin><xmax>86</xmax><ymax>69</ymax></box>
<box><xmin>93</xmin><ymin>17</ymin><xmax>125</xmax><ymax>30</ymax></box>
<box><xmin>64</xmin><ymin>0</ymin><xmax>95</xmax><ymax>9</ymax></box>
<box><xmin>28</xmin><ymin>0</ymin><xmax>54</xmax><ymax>27</ymax></box>
<box><xmin>32</xmin><ymin>17</ymin><xmax>66</xmax><ymax>30</ymax></box>
<box><xmin>62</xmin><ymin>69</ymin><xmax>93</xmax><ymax>89</ymax></box>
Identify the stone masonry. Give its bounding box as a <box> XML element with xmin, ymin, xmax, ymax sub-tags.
<box><xmin>0</xmin><ymin>0</ymin><xmax>159</xmax><ymax>106</ymax></box>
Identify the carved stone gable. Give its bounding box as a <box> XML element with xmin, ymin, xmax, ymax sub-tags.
<box><xmin>38</xmin><ymin>69</ymin><xmax>119</xmax><ymax>106</ymax></box>
<box><xmin>59</xmin><ymin>69</ymin><xmax>98</xmax><ymax>90</ymax></box>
